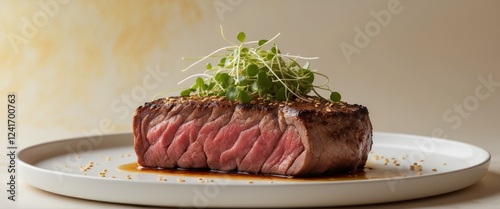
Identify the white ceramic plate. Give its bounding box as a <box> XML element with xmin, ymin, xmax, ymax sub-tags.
<box><xmin>19</xmin><ymin>132</ymin><xmax>490</xmax><ymax>208</ymax></box>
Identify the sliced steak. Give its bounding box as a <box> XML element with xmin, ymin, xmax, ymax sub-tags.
<box><xmin>133</xmin><ymin>96</ymin><xmax>372</xmax><ymax>176</ymax></box>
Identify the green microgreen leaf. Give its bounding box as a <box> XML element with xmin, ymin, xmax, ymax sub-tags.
<box><xmin>271</xmin><ymin>46</ymin><xmax>277</xmax><ymax>54</ymax></box>
<box><xmin>207</xmin><ymin>82</ymin><xmax>215</xmax><ymax>91</ymax></box>
<box><xmin>217</xmin><ymin>73</ymin><xmax>232</xmax><ymax>88</ymax></box>
<box><xmin>251</xmin><ymin>82</ymin><xmax>259</xmax><ymax>92</ymax></box>
<box><xmin>258</xmin><ymin>40</ymin><xmax>268</xmax><ymax>46</ymax></box>
<box><xmin>219</xmin><ymin>57</ymin><xmax>226</xmax><ymax>67</ymax></box>
<box><xmin>239</xmin><ymin>90</ymin><xmax>252</xmax><ymax>103</ymax></box>
<box><xmin>246</xmin><ymin>64</ymin><xmax>259</xmax><ymax>77</ymax></box>
<box><xmin>237</xmin><ymin>32</ymin><xmax>246</xmax><ymax>43</ymax></box>
<box><xmin>276</xmin><ymin>87</ymin><xmax>287</xmax><ymax>101</ymax></box>
<box><xmin>303</xmin><ymin>70</ymin><xmax>314</xmax><ymax>84</ymax></box>
<box><xmin>226</xmin><ymin>85</ymin><xmax>238</xmax><ymax>101</ymax></box>
<box><xmin>236</xmin><ymin>75</ymin><xmax>248</xmax><ymax>86</ymax></box>
<box><xmin>266</xmin><ymin>53</ymin><xmax>275</xmax><ymax>60</ymax></box>
<box><xmin>257</xmin><ymin>71</ymin><xmax>272</xmax><ymax>89</ymax></box>
<box><xmin>196</xmin><ymin>77</ymin><xmax>204</xmax><ymax>86</ymax></box>
<box><xmin>330</xmin><ymin>91</ymin><xmax>341</xmax><ymax>102</ymax></box>
<box><xmin>206</xmin><ymin>63</ymin><xmax>212</xmax><ymax>70</ymax></box>
<box><xmin>181</xmin><ymin>88</ymin><xmax>195</xmax><ymax>97</ymax></box>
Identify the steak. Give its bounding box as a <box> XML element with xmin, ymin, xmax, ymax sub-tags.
<box><xmin>133</xmin><ymin>96</ymin><xmax>372</xmax><ymax>176</ymax></box>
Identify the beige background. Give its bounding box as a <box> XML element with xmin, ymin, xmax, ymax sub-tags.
<box><xmin>2</xmin><ymin>0</ymin><xmax>498</xmax><ymax>146</ymax></box>
<box><xmin>1</xmin><ymin>0</ymin><xmax>499</xmax><ymax>207</ymax></box>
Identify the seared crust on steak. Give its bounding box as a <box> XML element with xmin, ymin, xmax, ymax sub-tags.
<box><xmin>133</xmin><ymin>96</ymin><xmax>372</xmax><ymax>176</ymax></box>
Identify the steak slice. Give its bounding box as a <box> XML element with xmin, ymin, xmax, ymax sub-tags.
<box><xmin>133</xmin><ymin>96</ymin><xmax>372</xmax><ymax>176</ymax></box>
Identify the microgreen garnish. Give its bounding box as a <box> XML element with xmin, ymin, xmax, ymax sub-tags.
<box><xmin>179</xmin><ymin>26</ymin><xmax>341</xmax><ymax>103</ymax></box>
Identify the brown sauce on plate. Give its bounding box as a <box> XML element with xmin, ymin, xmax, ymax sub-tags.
<box><xmin>118</xmin><ymin>162</ymin><xmax>396</xmax><ymax>182</ymax></box>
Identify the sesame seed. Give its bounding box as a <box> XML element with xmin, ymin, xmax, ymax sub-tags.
<box><xmin>80</xmin><ymin>162</ymin><xmax>94</xmax><ymax>171</ymax></box>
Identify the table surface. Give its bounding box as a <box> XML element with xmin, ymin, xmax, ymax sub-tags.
<box><xmin>3</xmin><ymin>132</ymin><xmax>500</xmax><ymax>209</ymax></box>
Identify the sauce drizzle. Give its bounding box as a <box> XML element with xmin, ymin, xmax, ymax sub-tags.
<box><xmin>118</xmin><ymin>162</ymin><xmax>397</xmax><ymax>182</ymax></box>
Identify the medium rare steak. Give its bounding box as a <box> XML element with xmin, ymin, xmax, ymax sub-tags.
<box><xmin>133</xmin><ymin>96</ymin><xmax>372</xmax><ymax>176</ymax></box>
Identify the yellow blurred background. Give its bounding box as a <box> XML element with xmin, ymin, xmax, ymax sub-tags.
<box><xmin>1</xmin><ymin>0</ymin><xmax>499</xmax><ymax>149</ymax></box>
